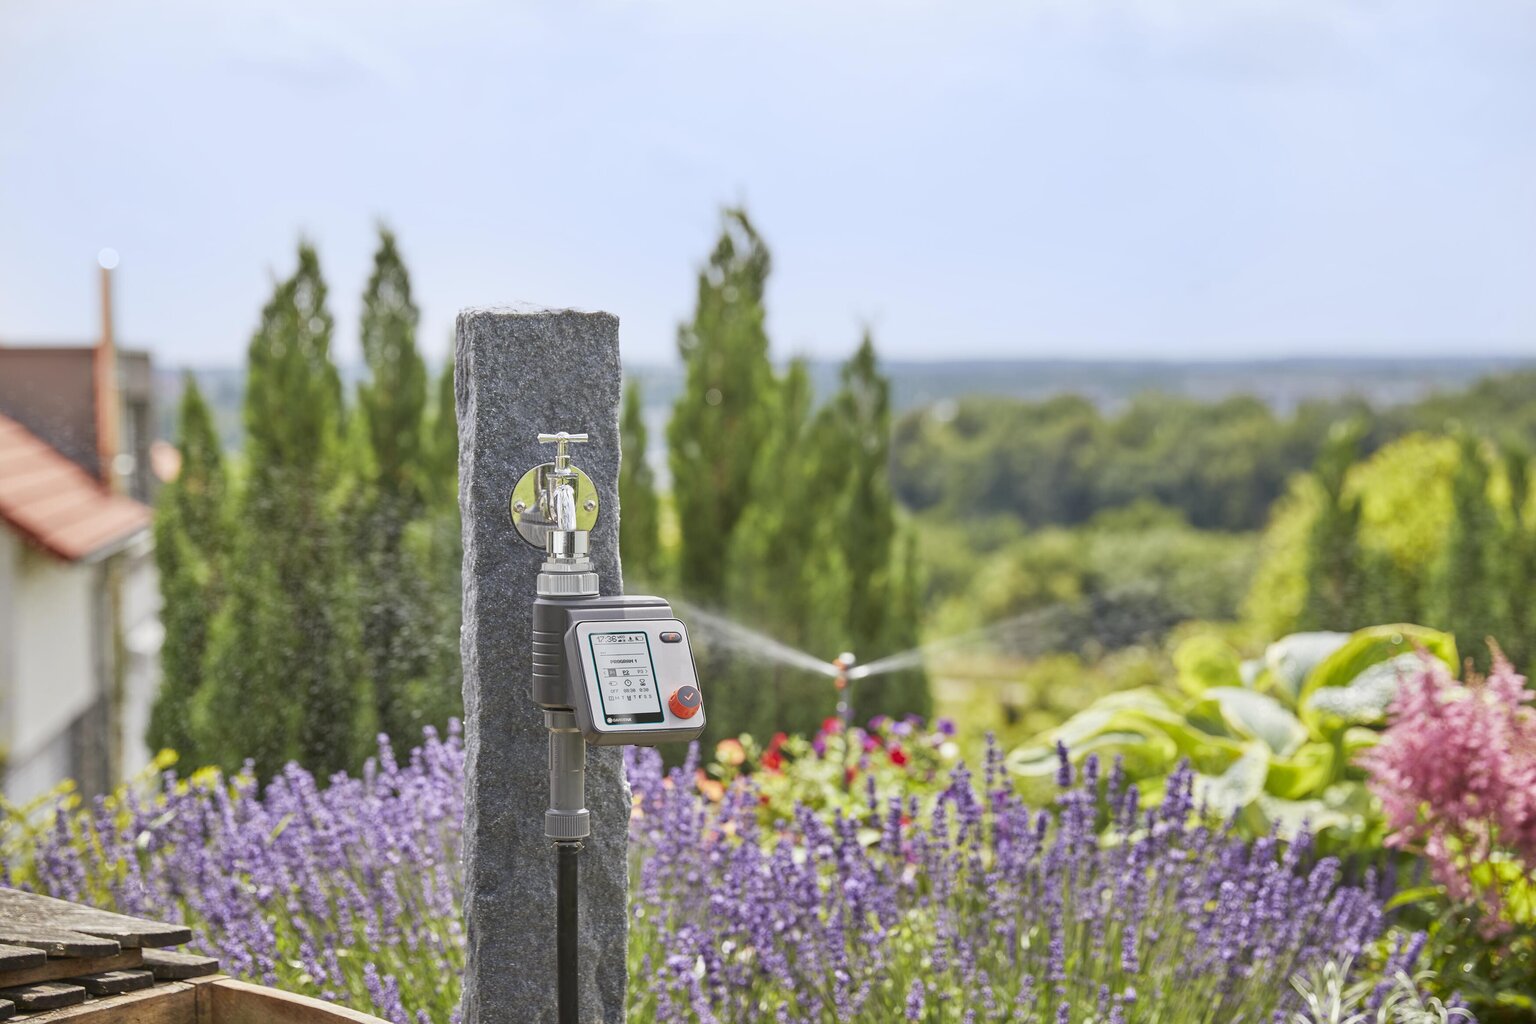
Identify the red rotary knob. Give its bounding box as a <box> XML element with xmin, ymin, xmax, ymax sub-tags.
<box><xmin>668</xmin><ymin>685</ymin><xmax>702</xmax><ymax>719</ymax></box>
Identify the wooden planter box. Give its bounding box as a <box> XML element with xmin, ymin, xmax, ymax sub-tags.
<box><xmin>13</xmin><ymin>976</ymin><xmax>391</xmax><ymax>1024</ymax></box>
<box><xmin>0</xmin><ymin>889</ymin><xmax>388</xmax><ymax>1024</ymax></box>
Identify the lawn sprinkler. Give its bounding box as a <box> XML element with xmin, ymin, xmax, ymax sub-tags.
<box><xmin>832</xmin><ymin>651</ymin><xmax>857</xmax><ymax>789</ymax></box>
<box><xmin>509</xmin><ymin>431</ymin><xmax>707</xmax><ymax>1024</ymax></box>
<box><xmin>832</xmin><ymin>651</ymin><xmax>857</xmax><ymax>730</ymax></box>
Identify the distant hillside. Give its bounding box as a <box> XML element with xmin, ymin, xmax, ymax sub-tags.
<box><xmin>155</xmin><ymin>355</ymin><xmax>1534</xmax><ymax>452</ymax></box>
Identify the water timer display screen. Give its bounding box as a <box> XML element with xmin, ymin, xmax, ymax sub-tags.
<box><xmin>589</xmin><ymin>632</ymin><xmax>665</xmax><ymax>725</ymax></box>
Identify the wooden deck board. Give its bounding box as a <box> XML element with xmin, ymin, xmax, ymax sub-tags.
<box><xmin>139</xmin><ymin>952</ymin><xmax>218</xmax><ymax>982</ymax></box>
<box><xmin>0</xmin><ymin>926</ymin><xmax>116</xmax><ymax>961</ymax></box>
<box><xmin>0</xmin><ymin>950</ymin><xmax>143</xmax><ymax>992</ymax></box>
<box><xmin>74</xmin><ymin>971</ymin><xmax>154</xmax><ymax>998</ymax></box>
<box><xmin>0</xmin><ymin>949</ymin><xmax>44</xmax><ymax>973</ymax></box>
<box><xmin>137</xmin><ymin>951</ymin><xmax>219</xmax><ymax>982</ymax></box>
<box><xmin>0</xmin><ymin>983</ymin><xmax>86</xmax><ymax>1013</ymax></box>
<box><xmin>0</xmin><ymin>892</ymin><xmax>189</xmax><ymax>950</ymax></box>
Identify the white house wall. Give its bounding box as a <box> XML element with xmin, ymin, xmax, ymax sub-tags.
<box><xmin>119</xmin><ymin>537</ymin><xmax>161</xmax><ymax>779</ymax></box>
<box><xmin>9</xmin><ymin>541</ymin><xmax>98</xmax><ymax>802</ymax></box>
<box><xmin>0</xmin><ymin>531</ymin><xmax>17</xmax><ymax>783</ymax></box>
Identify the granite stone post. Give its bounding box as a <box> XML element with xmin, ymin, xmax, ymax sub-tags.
<box><xmin>456</xmin><ymin>309</ymin><xmax>629</xmax><ymax>1024</ymax></box>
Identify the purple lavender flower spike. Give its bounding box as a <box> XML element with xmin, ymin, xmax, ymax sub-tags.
<box><xmin>1054</xmin><ymin>741</ymin><xmax>1073</xmax><ymax>788</ymax></box>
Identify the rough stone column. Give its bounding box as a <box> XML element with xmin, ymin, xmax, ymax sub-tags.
<box><xmin>456</xmin><ymin>309</ymin><xmax>628</xmax><ymax>1024</ymax></box>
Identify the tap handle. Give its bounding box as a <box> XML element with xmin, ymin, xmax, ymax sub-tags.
<box><xmin>538</xmin><ymin>432</ymin><xmax>589</xmax><ymax>474</ymax></box>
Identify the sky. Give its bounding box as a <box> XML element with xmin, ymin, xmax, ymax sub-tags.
<box><xmin>1</xmin><ymin>0</ymin><xmax>1533</xmax><ymax>369</ymax></box>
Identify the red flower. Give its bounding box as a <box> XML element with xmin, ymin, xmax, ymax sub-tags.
<box><xmin>761</xmin><ymin>749</ymin><xmax>783</xmax><ymax>773</ymax></box>
<box><xmin>769</xmin><ymin>732</ymin><xmax>788</xmax><ymax>752</ymax></box>
<box><xmin>844</xmin><ymin>766</ymin><xmax>857</xmax><ymax>785</ymax></box>
<box><xmin>889</xmin><ymin>745</ymin><xmax>909</xmax><ymax>767</ymax></box>
<box><xmin>822</xmin><ymin>716</ymin><xmax>842</xmax><ymax>734</ymax></box>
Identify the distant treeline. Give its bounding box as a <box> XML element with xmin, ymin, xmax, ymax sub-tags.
<box><xmin>893</xmin><ymin>372</ymin><xmax>1536</xmax><ymax>532</ymax></box>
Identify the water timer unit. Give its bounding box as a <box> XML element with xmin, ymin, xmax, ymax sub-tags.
<box><xmin>532</xmin><ymin>599</ymin><xmax>706</xmax><ymax>746</ymax></box>
<box><xmin>510</xmin><ymin>431</ymin><xmax>709</xmax><ymax>1024</ymax></box>
<box><xmin>512</xmin><ymin>432</ymin><xmax>707</xmax><ymax>750</ymax></box>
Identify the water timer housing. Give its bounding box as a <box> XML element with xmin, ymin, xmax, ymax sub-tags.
<box><xmin>532</xmin><ymin>595</ymin><xmax>707</xmax><ymax>746</ymax></box>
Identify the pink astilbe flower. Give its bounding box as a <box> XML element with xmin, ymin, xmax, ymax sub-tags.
<box><xmin>1360</xmin><ymin>653</ymin><xmax>1536</xmax><ymax>920</ymax></box>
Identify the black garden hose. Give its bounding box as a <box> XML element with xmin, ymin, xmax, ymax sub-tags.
<box><xmin>557</xmin><ymin>841</ymin><xmax>580</xmax><ymax>1024</ymax></box>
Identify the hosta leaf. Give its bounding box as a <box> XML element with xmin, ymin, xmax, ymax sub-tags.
<box><xmin>1069</xmin><ymin>729</ymin><xmax>1180</xmax><ymax>776</ymax></box>
<box><xmin>1192</xmin><ymin>742</ymin><xmax>1268</xmax><ymax>817</ymax></box>
<box><xmin>1304</xmin><ymin>652</ymin><xmax>1423</xmax><ymax>725</ymax></box>
<box><xmin>1341</xmin><ymin>726</ymin><xmax>1379</xmax><ymax>758</ymax></box>
<box><xmin>1005</xmin><ymin>745</ymin><xmax>1060</xmax><ymax>777</ymax></box>
<box><xmin>1184</xmin><ymin>697</ymin><xmax>1237</xmax><ymax>740</ymax></box>
<box><xmin>1265</xmin><ymin>631</ymin><xmax>1350</xmax><ymax>699</ymax></box>
<box><xmin>1091</xmin><ymin>688</ymin><xmax>1181</xmax><ymax>717</ymax></box>
<box><xmin>1148</xmin><ymin>716</ymin><xmax>1248</xmax><ymax>773</ymax></box>
<box><xmin>1265</xmin><ymin>742</ymin><xmax>1335</xmax><ymax>799</ymax></box>
<box><xmin>1253</xmin><ymin>794</ymin><xmax>1352</xmax><ymax>840</ymax></box>
<box><xmin>1006</xmin><ymin>730</ymin><xmax>1177</xmax><ymax>784</ymax></box>
<box><xmin>1299</xmin><ymin>624</ymin><xmax>1456</xmax><ymax>708</ymax></box>
<box><xmin>1204</xmin><ymin>687</ymin><xmax>1308</xmax><ymax>756</ymax></box>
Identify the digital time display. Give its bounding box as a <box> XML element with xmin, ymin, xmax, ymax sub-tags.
<box><xmin>589</xmin><ymin>632</ymin><xmax>665</xmax><ymax>725</ymax></box>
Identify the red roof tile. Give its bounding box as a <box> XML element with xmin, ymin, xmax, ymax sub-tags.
<box><xmin>0</xmin><ymin>413</ymin><xmax>151</xmax><ymax>561</ymax></box>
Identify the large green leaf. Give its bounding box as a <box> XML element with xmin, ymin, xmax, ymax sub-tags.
<box><xmin>1304</xmin><ymin>652</ymin><xmax>1424</xmax><ymax>724</ymax></box>
<box><xmin>1006</xmin><ymin>728</ymin><xmax>1179</xmax><ymax>785</ymax></box>
<box><xmin>1192</xmin><ymin>742</ymin><xmax>1269</xmax><ymax>818</ymax></box>
<box><xmin>1299</xmin><ymin>624</ymin><xmax>1456</xmax><ymax>731</ymax></box>
<box><xmin>1091</xmin><ymin>688</ymin><xmax>1183</xmax><ymax>716</ymax></box>
<box><xmin>1341</xmin><ymin>726</ymin><xmax>1379</xmax><ymax>759</ymax></box>
<box><xmin>1202</xmin><ymin>687</ymin><xmax>1308</xmax><ymax>757</ymax></box>
<box><xmin>1045</xmin><ymin>690</ymin><xmax>1180</xmax><ymax>750</ymax></box>
<box><xmin>1300</xmin><ymin>624</ymin><xmax>1456</xmax><ymax>701</ymax></box>
<box><xmin>1264</xmin><ymin>631</ymin><xmax>1350</xmax><ymax>700</ymax></box>
<box><xmin>1252</xmin><ymin>794</ymin><xmax>1353</xmax><ymax>840</ymax></box>
<box><xmin>1265</xmin><ymin>741</ymin><xmax>1335</xmax><ymax>799</ymax></box>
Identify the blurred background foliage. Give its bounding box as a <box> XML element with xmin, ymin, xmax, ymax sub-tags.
<box><xmin>148</xmin><ymin>204</ymin><xmax>1536</xmax><ymax>793</ymax></box>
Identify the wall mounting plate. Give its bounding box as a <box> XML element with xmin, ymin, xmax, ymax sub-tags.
<box><xmin>510</xmin><ymin>462</ymin><xmax>600</xmax><ymax>547</ymax></box>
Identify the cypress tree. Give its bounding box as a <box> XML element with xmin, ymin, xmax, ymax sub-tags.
<box><xmin>830</xmin><ymin>332</ymin><xmax>897</xmax><ymax>654</ymax></box>
<box><xmin>148</xmin><ymin>378</ymin><xmax>227</xmax><ymax>763</ymax></box>
<box><xmin>619</xmin><ymin>379</ymin><xmax>662</xmax><ymax>586</ymax></box>
<box><xmin>1498</xmin><ymin>445</ymin><xmax>1533</xmax><ymax>664</ymax></box>
<box><xmin>419</xmin><ymin>350</ymin><xmax>463</xmax><ymax>725</ymax></box>
<box><xmin>820</xmin><ymin>333</ymin><xmax>928</xmax><ymax>721</ymax></box>
<box><xmin>358</xmin><ymin>228</ymin><xmax>427</xmax><ymax>502</ymax></box>
<box><xmin>669</xmin><ymin>208</ymin><xmax>777</xmax><ymax>604</ymax></box>
<box><xmin>423</xmin><ymin>349</ymin><xmax>458</xmax><ymax>511</ymax></box>
<box><xmin>877</xmin><ymin>527</ymin><xmax>931</xmax><ymax>720</ymax></box>
<box><xmin>197</xmin><ymin>242</ymin><xmax>369</xmax><ymax>779</ymax></box>
<box><xmin>1429</xmin><ymin>433</ymin><xmax>1500</xmax><ymax>665</ymax></box>
<box><xmin>352</xmin><ymin>227</ymin><xmax>440</xmax><ymax>747</ymax></box>
<box><xmin>721</xmin><ymin>359</ymin><xmax>847</xmax><ymax>742</ymax></box>
<box><xmin>1298</xmin><ymin>423</ymin><xmax>1367</xmax><ymax>632</ymax></box>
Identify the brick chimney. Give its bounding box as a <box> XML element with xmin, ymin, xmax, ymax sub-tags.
<box><xmin>94</xmin><ymin>250</ymin><xmax>120</xmax><ymax>491</ymax></box>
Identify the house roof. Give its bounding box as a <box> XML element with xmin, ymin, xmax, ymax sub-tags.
<box><xmin>0</xmin><ymin>412</ymin><xmax>151</xmax><ymax>561</ymax></box>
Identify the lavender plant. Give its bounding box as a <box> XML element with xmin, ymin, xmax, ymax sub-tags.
<box><xmin>1</xmin><ymin>727</ymin><xmax>464</xmax><ymax>1024</ymax></box>
<box><xmin>2</xmin><ymin>722</ymin><xmax>1451</xmax><ymax>1023</ymax></box>
<box><xmin>627</xmin><ymin>741</ymin><xmax>1442</xmax><ymax>1023</ymax></box>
